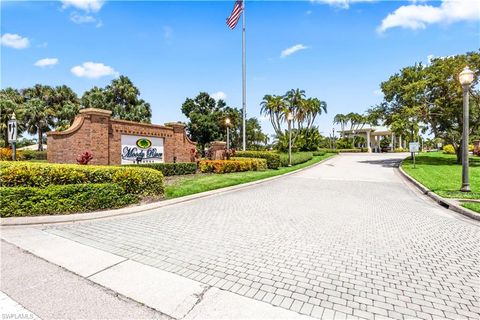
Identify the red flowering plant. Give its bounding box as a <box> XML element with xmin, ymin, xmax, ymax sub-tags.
<box><xmin>76</xmin><ymin>151</ymin><xmax>93</xmax><ymax>165</ymax></box>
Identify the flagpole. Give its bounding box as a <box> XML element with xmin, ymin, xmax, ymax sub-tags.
<box><xmin>242</xmin><ymin>0</ymin><xmax>246</xmax><ymax>151</ymax></box>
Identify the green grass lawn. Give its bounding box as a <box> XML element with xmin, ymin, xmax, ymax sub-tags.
<box><xmin>461</xmin><ymin>202</ymin><xmax>480</xmax><ymax>212</ymax></box>
<box><xmin>165</xmin><ymin>153</ymin><xmax>335</xmax><ymax>199</ymax></box>
<box><xmin>401</xmin><ymin>152</ymin><xmax>480</xmax><ymax>200</ymax></box>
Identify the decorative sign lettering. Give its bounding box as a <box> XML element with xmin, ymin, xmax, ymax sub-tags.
<box><xmin>8</xmin><ymin>119</ymin><xmax>17</xmax><ymax>143</ymax></box>
<box><xmin>121</xmin><ymin>135</ymin><xmax>164</xmax><ymax>164</ymax></box>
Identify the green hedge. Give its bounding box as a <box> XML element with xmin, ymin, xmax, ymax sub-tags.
<box><xmin>22</xmin><ymin>150</ymin><xmax>47</xmax><ymax>161</ymax></box>
<box><xmin>279</xmin><ymin>152</ymin><xmax>313</xmax><ymax>167</ymax></box>
<box><xmin>0</xmin><ymin>183</ymin><xmax>138</xmax><ymax>217</ymax></box>
<box><xmin>127</xmin><ymin>162</ymin><xmax>197</xmax><ymax>176</ymax></box>
<box><xmin>235</xmin><ymin>151</ymin><xmax>281</xmax><ymax>169</ymax></box>
<box><xmin>337</xmin><ymin>148</ymin><xmax>367</xmax><ymax>153</ymax></box>
<box><xmin>199</xmin><ymin>158</ymin><xmax>267</xmax><ymax>173</ymax></box>
<box><xmin>316</xmin><ymin>148</ymin><xmax>339</xmax><ymax>154</ymax></box>
<box><xmin>0</xmin><ymin>162</ymin><xmax>164</xmax><ymax>196</ymax></box>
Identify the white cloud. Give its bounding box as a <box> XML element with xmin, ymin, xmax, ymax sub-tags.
<box><xmin>34</xmin><ymin>58</ymin><xmax>59</xmax><ymax>68</ymax></box>
<box><xmin>310</xmin><ymin>0</ymin><xmax>375</xmax><ymax>9</ymax></box>
<box><xmin>211</xmin><ymin>91</ymin><xmax>227</xmax><ymax>101</ymax></box>
<box><xmin>280</xmin><ymin>44</ymin><xmax>308</xmax><ymax>58</ymax></box>
<box><xmin>0</xmin><ymin>33</ymin><xmax>29</xmax><ymax>49</ymax></box>
<box><xmin>378</xmin><ymin>0</ymin><xmax>480</xmax><ymax>33</ymax></box>
<box><xmin>71</xmin><ymin>62</ymin><xmax>118</xmax><ymax>79</ymax></box>
<box><xmin>61</xmin><ymin>0</ymin><xmax>104</xmax><ymax>13</ymax></box>
<box><xmin>70</xmin><ymin>12</ymin><xmax>96</xmax><ymax>24</ymax></box>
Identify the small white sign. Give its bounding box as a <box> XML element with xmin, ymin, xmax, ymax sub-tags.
<box><xmin>409</xmin><ymin>142</ymin><xmax>420</xmax><ymax>153</ymax></box>
<box><xmin>121</xmin><ymin>135</ymin><xmax>164</xmax><ymax>164</ymax></box>
<box><xmin>7</xmin><ymin>119</ymin><xmax>17</xmax><ymax>143</ymax></box>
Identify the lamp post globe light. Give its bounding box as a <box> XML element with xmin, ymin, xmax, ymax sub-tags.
<box><xmin>225</xmin><ymin>118</ymin><xmax>231</xmax><ymax>150</ymax></box>
<box><xmin>459</xmin><ymin>66</ymin><xmax>475</xmax><ymax>192</ymax></box>
<box><xmin>287</xmin><ymin>112</ymin><xmax>294</xmax><ymax>167</ymax></box>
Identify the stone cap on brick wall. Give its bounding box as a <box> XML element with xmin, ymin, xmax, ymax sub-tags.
<box><xmin>165</xmin><ymin>122</ymin><xmax>186</xmax><ymax>127</ymax></box>
<box><xmin>47</xmin><ymin>115</ymin><xmax>84</xmax><ymax>136</ymax></box>
<box><xmin>79</xmin><ymin>108</ymin><xmax>112</xmax><ymax>116</ymax></box>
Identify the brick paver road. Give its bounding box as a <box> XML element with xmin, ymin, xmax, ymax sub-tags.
<box><xmin>46</xmin><ymin>153</ymin><xmax>480</xmax><ymax>320</ymax></box>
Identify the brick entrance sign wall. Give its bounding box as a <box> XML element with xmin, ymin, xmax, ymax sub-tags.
<box><xmin>47</xmin><ymin>108</ymin><xmax>196</xmax><ymax>165</ymax></box>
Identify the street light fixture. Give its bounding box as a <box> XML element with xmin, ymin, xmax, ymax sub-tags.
<box><xmin>225</xmin><ymin>118</ymin><xmax>231</xmax><ymax>150</ymax></box>
<box><xmin>459</xmin><ymin>66</ymin><xmax>475</xmax><ymax>192</ymax></box>
<box><xmin>287</xmin><ymin>112</ymin><xmax>294</xmax><ymax>166</ymax></box>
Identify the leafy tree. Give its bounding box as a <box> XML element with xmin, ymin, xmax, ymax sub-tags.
<box><xmin>181</xmin><ymin>92</ymin><xmax>226</xmax><ymax>154</ymax></box>
<box><xmin>81</xmin><ymin>86</ymin><xmax>107</xmax><ymax>109</ymax></box>
<box><xmin>182</xmin><ymin>92</ymin><xmax>266</xmax><ymax>153</ymax></box>
<box><xmin>379</xmin><ymin>51</ymin><xmax>480</xmax><ymax>163</ymax></box>
<box><xmin>81</xmin><ymin>76</ymin><xmax>152</xmax><ymax>123</ymax></box>
<box><xmin>52</xmin><ymin>85</ymin><xmax>80</xmax><ymax>130</ymax></box>
<box><xmin>245</xmin><ymin>117</ymin><xmax>268</xmax><ymax>150</ymax></box>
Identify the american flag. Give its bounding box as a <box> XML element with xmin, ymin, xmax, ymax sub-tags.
<box><xmin>226</xmin><ymin>0</ymin><xmax>243</xmax><ymax>30</ymax></box>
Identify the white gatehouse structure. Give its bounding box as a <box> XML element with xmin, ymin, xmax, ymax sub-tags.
<box><xmin>340</xmin><ymin>126</ymin><xmax>408</xmax><ymax>153</ymax></box>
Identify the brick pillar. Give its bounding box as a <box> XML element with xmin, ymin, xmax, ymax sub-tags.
<box><xmin>80</xmin><ymin>109</ymin><xmax>111</xmax><ymax>165</ymax></box>
<box><xmin>165</xmin><ymin>122</ymin><xmax>195</xmax><ymax>163</ymax></box>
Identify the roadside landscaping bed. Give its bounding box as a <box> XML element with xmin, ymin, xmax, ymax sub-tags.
<box><xmin>165</xmin><ymin>153</ymin><xmax>335</xmax><ymax>199</ymax></box>
<box><xmin>401</xmin><ymin>152</ymin><xmax>480</xmax><ymax>213</ymax></box>
<box><xmin>0</xmin><ymin>162</ymin><xmax>164</xmax><ymax>217</ymax></box>
<box><xmin>0</xmin><ymin>151</ymin><xmax>335</xmax><ymax>218</ymax></box>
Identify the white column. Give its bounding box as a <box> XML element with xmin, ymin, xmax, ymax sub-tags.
<box><xmin>367</xmin><ymin>131</ymin><xmax>372</xmax><ymax>153</ymax></box>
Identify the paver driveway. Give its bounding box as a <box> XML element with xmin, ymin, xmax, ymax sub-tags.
<box><xmin>45</xmin><ymin>153</ymin><xmax>480</xmax><ymax>320</ymax></box>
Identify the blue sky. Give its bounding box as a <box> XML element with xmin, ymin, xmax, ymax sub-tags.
<box><xmin>1</xmin><ymin>0</ymin><xmax>479</xmax><ymax>137</ymax></box>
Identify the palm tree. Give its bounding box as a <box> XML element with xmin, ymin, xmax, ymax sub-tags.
<box><xmin>333</xmin><ymin>113</ymin><xmax>348</xmax><ymax>137</ymax></box>
<box><xmin>22</xmin><ymin>85</ymin><xmax>56</xmax><ymax>151</ymax></box>
<box><xmin>284</xmin><ymin>88</ymin><xmax>306</xmax><ymax>119</ymax></box>
<box><xmin>260</xmin><ymin>94</ymin><xmax>286</xmax><ymax>136</ymax></box>
<box><xmin>302</xmin><ymin>98</ymin><xmax>327</xmax><ymax>129</ymax></box>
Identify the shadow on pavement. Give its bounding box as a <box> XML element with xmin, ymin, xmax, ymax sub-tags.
<box><xmin>358</xmin><ymin>158</ymin><xmax>402</xmax><ymax>168</ymax></box>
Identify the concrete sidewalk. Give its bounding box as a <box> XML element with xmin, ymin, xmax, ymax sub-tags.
<box><xmin>1</xmin><ymin>230</ymin><xmax>313</xmax><ymax>320</ymax></box>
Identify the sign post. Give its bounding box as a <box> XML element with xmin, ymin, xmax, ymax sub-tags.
<box><xmin>8</xmin><ymin>113</ymin><xmax>18</xmax><ymax>161</ymax></box>
<box><xmin>409</xmin><ymin>142</ymin><xmax>419</xmax><ymax>168</ymax></box>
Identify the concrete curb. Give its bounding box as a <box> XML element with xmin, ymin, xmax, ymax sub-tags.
<box><xmin>0</xmin><ymin>155</ymin><xmax>337</xmax><ymax>227</ymax></box>
<box><xmin>397</xmin><ymin>161</ymin><xmax>480</xmax><ymax>222</ymax></box>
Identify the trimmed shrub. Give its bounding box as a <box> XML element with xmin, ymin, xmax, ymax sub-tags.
<box><xmin>279</xmin><ymin>152</ymin><xmax>313</xmax><ymax>167</ymax></box>
<box><xmin>235</xmin><ymin>151</ymin><xmax>281</xmax><ymax>169</ymax></box>
<box><xmin>443</xmin><ymin>144</ymin><xmax>455</xmax><ymax>154</ymax></box>
<box><xmin>312</xmin><ymin>151</ymin><xmax>326</xmax><ymax>156</ymax></box>
<box><xmin>128</xmin><ymin>162</ymin><xmax>197</xmax><ymax>176</ymax></box>
<box><xmin>199</xmin><ymin>158</ymin><xmax>267</xmax><ymax>174</ymax></box>
<box><xmin>0</xmin><ymin>162</ymin><xmax>164</xmax><ymax>196</ymax></box>
<box><xmin>316</xmin><ymin>148</ymin><xmax>339</xmax><ymax>154</ymax></box>
<box><xmin>21</xmin><ymin>150</ymin><xmax>47</xmax><ymax>161</ymax></box>
<box><xmin>337</xmin><ymin>148</ymin><xmax>368</xmax><ymax>153</ymax></box>
<box><xmin>0</xmin><ymin>183</ymin><xmax>138</xmax><ymax>217</ymax></box>
<box><xmin>0</xmin><ymin>148</ymin><xmax>25</xmax><ymax>161</ymax></box>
